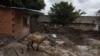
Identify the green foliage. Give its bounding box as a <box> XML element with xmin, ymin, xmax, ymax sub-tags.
<box><xmin>11</xmin><ymin>0</ymin><xmax>24</xmax><ymax>7</ymax></box>
<box><xmin>0</xmin><ymin>0</ymin><xmax>45</xmax><ymax>10</ymax></box>
<box><xmin>48</xmin><ymin>1</ymin><xmax>84</xmax><ymax>25</ymax></box>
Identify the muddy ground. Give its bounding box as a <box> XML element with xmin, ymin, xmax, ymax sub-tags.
<box><xmin>0</xmin><ymin>33</ymin><xmax>100</xmax><ymax>56</ymax></box>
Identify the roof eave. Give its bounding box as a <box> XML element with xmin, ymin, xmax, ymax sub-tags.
<box><xmin>0</xmin><ymin>5</ymin><xmax>44</xmax><ymax>16</ymax></box>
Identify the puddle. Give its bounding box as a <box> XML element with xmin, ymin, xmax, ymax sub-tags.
<box><xmin>77</xmin><ymin>45</ymin><xmax>89</xmax><ymax>51</ymax></box>
<box><xmin>56</xmin><ymin>40</ymin><xmax>65</xmax><ymax>45</ymax></box>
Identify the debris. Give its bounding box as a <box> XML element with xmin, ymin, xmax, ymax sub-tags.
<box><xmin>0</xmin><ymin>34</ymin><xmax>100</xmax><ymax>56</ymax></box>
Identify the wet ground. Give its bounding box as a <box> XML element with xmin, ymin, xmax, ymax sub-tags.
<box><xmin>0</xmin><ymin>34</ymin><xmax>100</xmax><ymax>56</ymax></box>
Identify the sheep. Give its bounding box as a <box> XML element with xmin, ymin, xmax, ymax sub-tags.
<box><xmin>25</xmin><ymin>33</ymin><xmax>49</xmax><ymax>51</ymax></box>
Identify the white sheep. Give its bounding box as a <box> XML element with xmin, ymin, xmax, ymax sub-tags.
<box><xmin>25</xmin><ymin>33</ymin><xmax>49</xmax><ymax>51</ymax></box>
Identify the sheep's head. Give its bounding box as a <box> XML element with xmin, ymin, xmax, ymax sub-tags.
<box><xmin>24</xmin><ymin>34</ymin><xmax>32</xmax><ymax>41</ymax></box>
<box><xmin>43</xmin><ymin>34</ymin><xmax>49</xmax><ymax>40</ymax></box>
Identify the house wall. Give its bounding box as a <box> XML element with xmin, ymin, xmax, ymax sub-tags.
<box><xmin>38</xmin><ymin>16</ymin><xmax>100</xmax><ymax>31</ymax></box>
<box><xmin>70</xmin><ymin>23</ymin><xmax>95</xmax><ymax>31</ymax></box>
<box><xmin>0</xmin><ymin>8</ymin><xmax>14</xmax><ymax>36</ymax></box>
<box><xmin>13</xmin><ymin>11</ymin><xmax>30</xmax><ymax>40</ymax></box>
<box><xmin>72</xmin><ymin>16</ymin><xmax>100</xmax><ymax>31</ymax></box>
<box><xmin>0</xmin><ymin>8</ymin><xmax>30</xmax><ymax>40</ymax></box>
<box><xmin>73</xmin><ymin>16</ymin><xmax>97</xmax><ymax>24</ymax></box>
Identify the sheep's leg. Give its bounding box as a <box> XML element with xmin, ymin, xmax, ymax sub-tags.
<box><xmin>31</xmin><ymin>41</ymin><xmax>34</xmax><ymax>50</ymax></box>
<box><xmin>37</xmin><ymin>44</ymin><xmax>39</xmax><ymax>51</ymax></box>
<box><xmin>27</xmin><ymin>42</ymin><xmax>31</xmax><ymax>51</ymax></box>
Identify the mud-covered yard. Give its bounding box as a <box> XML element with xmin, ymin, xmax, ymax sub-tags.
<box><xmin>0</xmin><ymin>33</ymin><xmax>100</xmax><ymax>56</ymax></box>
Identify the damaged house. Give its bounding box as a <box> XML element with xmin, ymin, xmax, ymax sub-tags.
<box><xmin>0</xmin><ymin>5</ymin><xmax>42</xmax><ymax>42</ymax></box>
<box><xmin>71</xmin><ymin>16</ymin><xmax>100</xmax><ymax>31</ymax></box>
<box><xmin>37</xmin><ymin>16</ymin><xmax>100</xmax><ymax>31</ymax></box>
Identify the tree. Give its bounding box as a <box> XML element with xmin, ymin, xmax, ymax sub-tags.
<box><xmin>96</xmin><ymin>10</ymin><xmax>100</xmax><ymax>17</ymax></box>
<box><xmin>21</xmin><ymin>0</ymin><xmax>45</xmax><ymax>10</ymax></box>
<box><xmin>0</xmin><ymin>0</ymin><xmax>45</xmax><ymax>10</ymax></box>
<box><xmin>96</xmin><ymin>10</ymin><xmax>100</xmax><ymax>20</ymax></box>
<box><xmin>48</xmin><ymin>1</ymin><xmax>84</xmax><ymax>26</ymax></box>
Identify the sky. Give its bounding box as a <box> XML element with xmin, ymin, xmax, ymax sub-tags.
<box><xmin>41</xmin><ymin>0</ymin><xmax>100</xmax><ymax>16</ymax></box>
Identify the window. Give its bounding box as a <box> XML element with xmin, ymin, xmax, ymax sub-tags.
<box><xmin>23</xmin><ymin>17</ymin><xmax>28</xmax><ymax>27</ymax></box>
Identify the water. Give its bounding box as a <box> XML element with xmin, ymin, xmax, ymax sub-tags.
<box><xmin>77</xmin><ymin>45</ymin><xmax>89</xmax><ymax>52</ymax></box>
